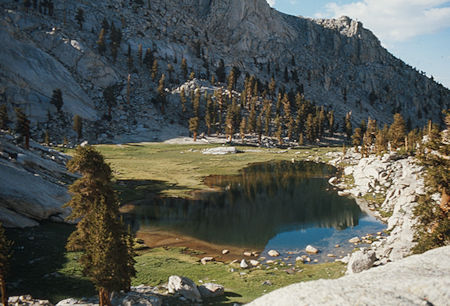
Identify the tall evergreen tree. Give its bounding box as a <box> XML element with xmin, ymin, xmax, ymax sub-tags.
<box><xmin>0</xmin><ymin>104</ymin><xmax>9</xmax><ymax>130</ymax></box>
<box><xmin>189</xmin><ymin>117</ymin><xmax>199</xmax><ymax>141</ymax></box>
<box><xmin>0</xmin><ymin>223</ymin><xmax>13</xmax><ymax>306</ymax></box>
<box><xmin>143</xmin><ymin>48</ymin><xmax>154</xmax><ymax>69</ymax></box>
<box><xmin>181</xmin><ymin>58</ymin><xmax>188</xmax><ymax>81</ymax></box>
<box><xmin>75</xmin><ymin>8</ymin><xmax>84</xmax><ymax>30</ymax></box>
<box><xmin>73</xmin><ymin>115</ymin><xmax>82</xmax><ymax>141</ymax></box>
<box><xmin>151</xmin><ymin>59</ymin><xmax>158</xmax><ymax>81</ymax></box>
<box><xmin>50</xmin><ymin>89</ymin><xmax>64</xmax><ymax>113</ymax></box>
<box><xmin>305</xmin><ymin>113</ymin><xmax>315</xmax><ymax>143</ymax></box>
<box><xmin>157</xmin><ymin>74</ymin><xmax>166</xmax><ymax>113</ymax></box>
<box><xmin>97</xmin><ymin>29</ymin><xmax>106</xmax><ymax>55</ymax></box>
<box><xmin>180</xmin><ymin>88</ymin><xmax>187</xmax><ymax>113</ymax></box>
<box><xmin>239</xmin><ymin>117</ymin><xmax>247</xmax><ymax>143</ymax></box>
<box><xmin>15</xmin><ymin>107</ymin><xmax>30</xmax><ymax>149</ymax></box>
<box><xmin>389</xmin><ymin>113</ymin><xmax>406</xmax><ymax>150</ymax></box>
<box><xmin>64</xmin><ymin>146</ymin><xmax>136</xmax><ymax>306</ymax></box>
<box><xmin>344</xmin><ymin>113</ymin><xmax>352</xmax><ymax>139</ymax></box>
<box><xmin>352</xmin><ymin>128</ymin><xmax>363</xmax><ymax>152</ymax></box>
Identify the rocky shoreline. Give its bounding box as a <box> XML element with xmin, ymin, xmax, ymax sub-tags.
<box><xmin>327</xmin><ymin>148</ymin><xmax>429</xmax><ymax>272</ymax></box>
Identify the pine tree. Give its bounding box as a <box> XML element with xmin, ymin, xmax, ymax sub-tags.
<box><xmin>64</xmin><ymin>146</ymin><xmax>136</xmax><ymax>306</ymax></box>
<box><xmin>127</xmin><ymin>44</ymin><xmax>134</xmax><ymax>72</ymax></box>
<box><xmin>204</xmin><ymin>95</ymin><xmax>213</xmax><ymax>136</ymax></box>
<box><xmin>103</xmin><ymin>86</ymin><xmax>117</xmax><ymax>119</ymax></box>
<box><xmin>274</xmin><ymin>115</ymin><xmax>283</xmax><ymax>145</ymax></box>
<box><xmin>264</xmin><ymin>99</ymin><xmax>272</xmax><ymax>136</ymax></box>
<box><xmin>268</xmin><ymin>77</ymin><xmax>276</xmax><ymax>97</ymax></box>
<box><xmin>328</xmin><ymin>110</ymin><xmax>335</xmax><ymax>135</ymax></box>
<box><xmin>143</xmin><ymin>48</ymin><xmax>154</xmax><ymax>69</ymax></box>
<box><xmin>256</xmin><ymin>114</ymin><xmax>263</xmax><ymax>144</ymax></box>
<box><xmin>101</xmin><ymin>17</ymin><xmax>109</xmax><ymax>33</ymax></box>
<box><xmin>15</xmin><ymin>107</ymin><xmax>30</xmax><ymax>149</ymax></box>
<box><xmin>44</xmin><ymin>129</ymin><xmax>50</xmax><ymax>145</ymax></box>
<box><xmin>181</xmin><ymin>58</ymin><xmax>188</xmax><ymax>80</ymax></box>
<box><xmin>352</xmin><ymin>128</ymin><xmax>362</xmax><ymax>152</ymax></box>
<box><xmin>167</xmin><ymin>64</ymin><xmax>174</xmax><ymax>82</ymax></box>
<box><xmin>225</xmin><ymin>103</ymin><xmax>234</xmax><ymax>142</ymax></box>
<box><xmin>189</xmin><ymin>71</ymin><xmax>195</xmax><ymax>80</ymax></box>
<box><xmin>375</xmin><ymin>125</ymin><xmax>388</xmax><ymax>156</ymax></box>
<box><xmin>180</xmin><ymin>88</ymin><xmax>187</xmax><ymax>113</ymax></box>
<box><xmin>75</xmin><ymin>8</ymin><xmax>84</xmax><ymax>30</ymax></box>
<box><xmin>413</xmin><ymin>111</ymin><xmax>450</xmax><ymax>253</ymax></box>
<box><xmin>344</xmin><ymin>113</ymin><xmax>352</xmax><ymax>139</ymax></box>
<box><xmin>73</xmin><ymin>115</ymin><xmax>82</xmax><ymax>141</ymax></box>
<box><xmin>239</xmin><ymin>117</ymin><xmax>247</xmax><ymax>143</ymax></box>
<box><xmin>0</xmin><ymin>104</ymin><xmax>9</xmax><ymax>130</ymax></box>
<box><xmin>389</xmin><ymin>113</ymin><xmax>406</xmax><ymax>150</ymax></box>
<box><xmin>189</xmin><ymin>117</ymin><xmax>199</xmax><ymax>141</ymax></box>
<box><xmin>0</xmin><ymin>223</ymin><xmax>13</xmax><ymax>306</ymax></box>
<box><xmin>157</xmin><ymin>74</ymin><xmax>166</xmax><ymax>113</ymax></box>
<box><xmin>305</xmin><ymin>113</ymin><xmax>315</xmax><ymax>143</ymax></box>
<box><xmin>151</xmin><ymin>59</ymin><xmax>158</xmax><ymax>81</ymax></box>
<box><xmin>137</xmin><ymin>44</ymin><xmax>143</xmax><ymax>65</ymax></box>
<box><xmin>97</xmin><ymin>29</ymin><xmax>106</xmax><ymax>55</ymax></box>
<box><xmin>50</xmin><ymin>89</ymin><xmax>64</xmax><ymax>113</ymax></box>
<box><xmin>227</xmin><ymin>69</ymin><xmax>235</xmax><ymax>95</ymax></box>
<box><xmin>215</xmin><ymin>59</ymin><xmax>226</xmax><ymax>83</ymax></box>
<box><xmin>248</xmin><ymin>100</ymin><xmax>257</xmax><ymax>134</ymax></box>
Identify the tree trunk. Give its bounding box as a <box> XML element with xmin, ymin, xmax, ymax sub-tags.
<box><xmin>1</xmin><ymin>275</ymin><xmax>8</xmax><ymax>306</ymax></box>
<box><xmin>193</xmin><ymin>131</ymin><xmax>197</xmax><ymax>142</ymax></box>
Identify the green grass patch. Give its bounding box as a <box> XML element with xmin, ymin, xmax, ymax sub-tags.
<box><xmin>95</xmin><ymin>143</ymin><xmax>340</xmax><ymax>198</ymax></box>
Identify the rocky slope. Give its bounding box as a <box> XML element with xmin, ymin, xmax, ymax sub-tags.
<box><xmin>329</xmin><ymin>150</ymin><xmax>427</xmax><ymax>263</ymax></box>
<box><xmin>0</xmin><ymin>132</ymin><xmax>74</xmax><ymax>228</ymax></box>
<box><xmin>0</xmin><ymin>0</ymin><xmax>448</xmax><ymax>144</ymax></box>
<box><xmin>249</xmin><ymin>245</ymin><xmax>450</xmax><ymax>306</ymax></box>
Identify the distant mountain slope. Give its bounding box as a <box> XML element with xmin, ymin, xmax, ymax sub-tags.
<box><xmin>0</xmin><ymin>0</ymin><xmax>448</xmax><ymax>143</ymax></box>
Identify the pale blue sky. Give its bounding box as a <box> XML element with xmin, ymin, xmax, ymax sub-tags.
<box><xmin>267</xmin><ymin>0</ymin><xmax>450</xmax><ymax>89</ymax></box>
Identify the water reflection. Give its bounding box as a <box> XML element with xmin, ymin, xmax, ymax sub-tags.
<box><xmin>125</xmin><ymin>161</ymin><xmax>370</xmax><ymax>249</ymax></box>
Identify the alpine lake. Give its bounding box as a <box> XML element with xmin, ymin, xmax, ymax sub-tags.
<box><xmin>124</xmin><ymin>160</ymin><xmax>386</xmax><ymax>263</ymax></box>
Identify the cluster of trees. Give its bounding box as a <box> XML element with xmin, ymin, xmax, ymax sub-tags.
<box><xmin>97</xmin><ymin>18</ymin><xmax>123</xmax><ymax>62</ymax></box>
<box><xmin>23</xmin><ymin>0</ymin><xmax>54</xmax><ymax>15</ymax></box>
<box><xmin>185</xmin><ymin>74</ymin><xmax>337</xmax><ymax>145</ymax></box>
<box><xmin>413</xmin><ymin>110</ymin><xmax>449</xmax><ymax>253</ymax></box>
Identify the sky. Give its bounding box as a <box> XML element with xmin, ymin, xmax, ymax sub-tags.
<box><xmin>266</xmin><ymin>0</ymin><xmax>450</xmax><ymax>89</ymax></box>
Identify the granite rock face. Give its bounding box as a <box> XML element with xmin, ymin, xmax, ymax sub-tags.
<box><xmin>0</xmin><ymin>0</ymin><xmax>448</xmax><ymax>145</ymax></box>
<box><xmin>249</xmin><ymin>246</ymin><xmax>450</xmax><ymax>306</ymax></box>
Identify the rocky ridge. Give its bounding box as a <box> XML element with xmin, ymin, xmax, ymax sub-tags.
<box><xmin>0</xmin><ymin>132</ymin><xmax>74</xmax><ymax>228</ymax></box>
<box><xmin>0</xmin><ymin>0</ymin><xmax>448</xmax><ymax>145</ymax></box>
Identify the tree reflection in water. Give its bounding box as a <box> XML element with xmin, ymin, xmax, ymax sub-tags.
<box><xmin>126</xmin><ymin>161</ymin><xmax>368</xmax><ymax>249</ymax></box>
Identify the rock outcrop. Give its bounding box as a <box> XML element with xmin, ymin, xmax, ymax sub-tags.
<box><xmin>329</xmin><ymin>150</ymin><xmax>427</xmax><ymax>262</ymax></box>
<box><xmin>0</xmin><ymin>0</ymin><xmax>448</xmax><ymax>144</ymax></box>
<box><xmin>249</xmin><ymin>245</ymin><xmax>450</xmax><ymax>306</ymax></box>
<box><xmin>0</xmin><ymin>132</ymin><xmax>75</xmax><ymax>227</ymax></box>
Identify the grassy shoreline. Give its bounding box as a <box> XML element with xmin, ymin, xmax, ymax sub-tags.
<box><xmin>6</xmin><ymin>143</ymin><xmax>345</xmax><ymax>304</ymax></box>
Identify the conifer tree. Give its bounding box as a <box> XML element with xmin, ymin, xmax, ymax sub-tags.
<box><xmin>75</xmin><ymin>8</ymin><xmax>84</xmax><ymax>30</ymax></box>
<box><xmin>256</xmin><ymin>114</ymin><xmax>263</xmax><ymax>143</ymax></box>
<box><xmin>0</xmin><ymin>223</ymin><xmax>13</xmax><ymax>306</ymax></box>
<box><xmin>274</xmin><ymin>115</ymin><xmax>283</xmax><ymax>145</ymax></box>
<box><xmin>137</xmin><ymin>44</ymin><xmax>143</xmax><ymax>65</ymax></box>
<box><xmin>352</xmin><ymin>127</ymin><xmax>362</xmax><ymax>152</ymax></box>
<box><xmin>204</xmin><ymin>95</ymin><xmax>213</xmax><ymax>136</ymax></box>
<box><xmin>167</xmin><ymin>64</ymin><xmax>174</xmax><ymax>82</ymax></box>
<box><xmin>157</xmin><ymin>74</ymin><xmax>166</xmax><ymax>113</ymax></box>
<box><xmin>64</xmin><ymin>146</ymin><xmax>136</xmax><ymax>306</ymax></box>
<box><xmin>328</xmin><ymin>110</ymin><xmax>335</xmax><ymax>135</ymax></box>
<box><xmin>127</xmin><ymin>44</ymin><xmax>134</xmax><ymax>72</ymax></box>
<box><xmin>0</xmin><ymin>104</ymin><xmax>9</xmax><ymax>130</ymax></box>
<box><xmin>151</xmin><ymin>59</ymin><xmax>158</xmax><ymax>81</ymax></box>
<box><xmin>101</xmin><ymin>17</ymin><xmax>109</xmax><ymax>33</ymax></box>
<box><xmin>103</xmin><ymin>86</ymin><xmax>117</xmax><ymax>118</ymax></box>
<box><xmin>189</xmin><ymin>71</ymin><xmax>195</xmax><ymax>80</ymax></box>
<box><xmin>215</xmin><ymin>59</ymin><xmax>226</xmax><ymax>83</ymax></box>
<box><xmin>375</xmin><ymin>125</ymin><xmax>388</xmax><ymax>155</ymax></box>
<box><xmin>239</xmin><ymin>117</ymin><xmax>247</xmax><ymax>143</ymax></box>
<box><xmin>181</xmin><ymin>58</ymin><xmax>188</xmax><ymax>80</ymax></box>
<box><xmin>227</xmin><ymin>69</ymin><xmax>235</xmax><ymax>95</ymax></box>
<box><xmin>97</xmin><ymin>29</ymin><xmax>106</xmax><ymax>55</ymax></box>
<box><xmin>180</xmin><ymin>88</ymin><xmax>187</xmax><ymax>113</ymax></box>
<box><xmin>143</xmin><ymin>48</ymin><xmax>154</xmax><ymax>69</ymax></box>
<box><xmin>15</xmin><ymin>107</ymin><xmax>30</xmax><ymax>149</ymax></box>
<box><xmin>268</xmin><ymin>78</ymin><xmax>276</xmax><ymax>97</ymax></box>
<box><xmin>50</xmin><ymin>89</ymin><xmax>64</xmax><ymax>113</ymax></box>
<box><xmin>189</xmin><ymin>117</ymin><xmax>199</xmax><ymax>141</ymax></box>
<box><xmin>344</xmin><ymin>113</ymin><xmax>352</xmax><ymax>139</ymax></box>
<box><xmin>305</xmin><ymin>113</ymin><xmax>315</xmax><ymax>143</ymax></box>
<box><xmin>225</xmin><ymin>104</ymin><xmax>234</xmax><ymax>142</ymax></box>
<box><xmin>248</xmin><ymin>100</ymin><xmax>257</xmax><ymax>134</ymax></box>
<box><xmin>264</xmin><ymin>99</ymin><xmax>272</xmax><ymax>136</ymax></box>
<box><xmin>73</xmin><ymin>115</ymin><xmax>82</xmax><ymax>142</ymax></box>
<box><xmin>389</xmin><ymin>113</ymin><xmax>406</xmax><ymax>150</ymax></box>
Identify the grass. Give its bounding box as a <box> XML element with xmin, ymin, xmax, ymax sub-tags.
<box><xmin>94</xmin><ymin>143</ymin><xmax>340</xmax><ymax>198</ymax></box>
<box><xmin>4</xmin><ymin>143</ymin><xmax>345</xmax><ymax>304</ymax></box>
<box><xmin>6</xmin><ymin>224</ymin><xmax>345</xmax><ymax>305</ymax></box>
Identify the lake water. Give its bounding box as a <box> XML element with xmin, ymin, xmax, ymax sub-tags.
<box><xmin>126</xmin><ymin>161</ymin><xmax>385</xmax><ymax>262</ymax></box>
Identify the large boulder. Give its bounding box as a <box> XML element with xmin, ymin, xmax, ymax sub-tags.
<box><xmin>167</xmin><ymin>275</ymin><xmax>202</xmax><ymax>302</ymax></box>
<box><xmin>346</xmin><ymin>250</ymin><xmax>377</xmax><ymax>274</ymax></box>
<box><xmin>198</xmin><ymin>283</ymin><xmax>225</xmax><ymax>298</ymax></box>
<box><xmin>249</xmin><ymin>246</ymin><xmax>450</xmax><ymax>306</ymax></box>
